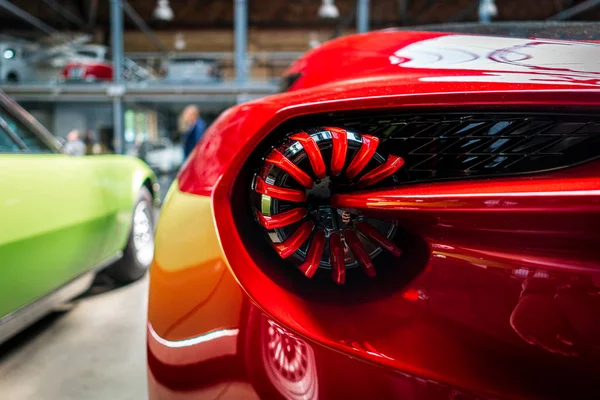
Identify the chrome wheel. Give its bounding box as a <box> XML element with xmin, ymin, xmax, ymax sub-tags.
<box><xmin>132</xmin><ymin>201</ymin><xmax>154</xmax><ymax>267</ymax></box>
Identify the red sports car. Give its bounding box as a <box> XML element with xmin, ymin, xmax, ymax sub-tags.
<box><xmin>148</xmin><ymin>25</ymin><xmax>600</xmax><ymax>399</ymax></box>
<box><xmin>62</xmin><ymin>61</ymin><xmax>114</xmax><ymax>82</ymax></box>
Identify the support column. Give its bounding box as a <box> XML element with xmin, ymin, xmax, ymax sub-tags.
<box><xmin>110</xmin><ymin>0</ymin><xmax>125</xmax><ymax>154</ymax></box>
<box><xmin>234</xmin><ymin>0</ymin><xmax>248</xmax><ymax>83</ymax></box>
<box><xmin>111</xmin><ymin>99</ymin><xmax>124</xmax><ymax>155</ymax></box>
<box><xmin>357</xmin><ymin>0</ymin><xmax>369</xmax><ymax>33</ymax></box>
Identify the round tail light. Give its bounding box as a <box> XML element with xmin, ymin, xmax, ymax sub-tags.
<box><xmin>252</xmin><ymin>127</ymin><xmax>404</xmax><ymax>285</ymax></box>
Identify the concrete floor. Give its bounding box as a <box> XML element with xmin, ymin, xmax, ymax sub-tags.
<box><xmin>0</xmin><ymin>275</ymin><xmax>148</xmax><ymax>400</ymax></box>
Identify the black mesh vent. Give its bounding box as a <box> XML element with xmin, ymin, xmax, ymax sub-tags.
<box><xmin>332</xmin><ymin>113</ymin><xmax>600</xmax><ymax>182</ymax></box>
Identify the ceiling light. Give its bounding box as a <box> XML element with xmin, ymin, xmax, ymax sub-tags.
<box><xmin>318</xmin><ymin>0</ymin><xmax>340</xmax><ymax>19</ymax></box>
<box><xmin>3</xmin><ymin>49</ymin><xmax>15</xmax><ymax>59</ymax></box>
<box><xmin>153</xmin><ymin>0</ymin><xmax>174</xmax><ymax>21</ymax></box>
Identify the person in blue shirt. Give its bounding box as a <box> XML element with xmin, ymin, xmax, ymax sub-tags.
<box><xmin>181</xmin><ymin>105</ymin><xmax>207</xmax><ymax>159</ymax></box>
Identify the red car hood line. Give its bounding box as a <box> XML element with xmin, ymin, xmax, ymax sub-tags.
<box><xmin>286</xmin><ymin>31</ymin><xmax>600</xmax><ymax>90</ymax></box>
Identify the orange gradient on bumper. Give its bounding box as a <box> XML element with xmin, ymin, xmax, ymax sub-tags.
<box><xmin>148</xmin><ymin>183</ymin><xmax>243</xmax><ymax>342</ymax></box>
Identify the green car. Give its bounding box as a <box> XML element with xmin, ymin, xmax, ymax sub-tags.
<box><xmin>0</xmin><ymin>92</ymin><xmax>158</xmax><ymax>344</ymax></box>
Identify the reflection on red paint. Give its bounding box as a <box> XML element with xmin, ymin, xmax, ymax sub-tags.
<box><xmin>402</xmin><ymin>289</ymin><xmax>420</xmax><ymax>301</ymax></box>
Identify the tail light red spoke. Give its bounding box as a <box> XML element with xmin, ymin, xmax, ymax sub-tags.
<box><xmin>255</xmin><ymin>208</ymin><xmax>308</xmax><ymax>230</ymax></box>
<box><xmin>255</xmin><ymin>176</ymin><xmax>307</xmax><ymax>203</ymax></box>
<box><xmin>327</xmin><ymin>127</ymin><xmax>348</xmax><ymax>176</ymax></box>
<box><xmin>329</xmin><ymin>232</ymin><xmax>346</xmax><ymax>285</ymax></box>
<box><xmin>289</xmin><ymin>132</ymin><xmax>327</xmax><ymax>179</ymax></box>
<box><xmin>274</xmin><ymin>221</ymin><xmax>315</xmax><ymax>258</ymax></box>
<box><xmin>344</xmin><ymin>229</ymin><xmax>376</xmax><ymax>277</ymax></box>
<box><xmin>266</xmin><ymin>149</ymin><xmax>314</xmax><ymax>189</ymax></box>
<box><xmin>346</xmin><ymin>134</ymin><xmax>380</xmax><ymax>179</ymax></box>
<box><xmin>356</xmin><ymin>221</ymin><xmax>402</xmax><ymax>257</ymax></box>
<box><xmin>358</xmin><ymin>155</ymin><xmax>405</xmax><ymax>188</ymax></box>
<box><xmin>298</xmin><ymin>230</ymin><xmax>326</xmax><ymax>278</ymax></box>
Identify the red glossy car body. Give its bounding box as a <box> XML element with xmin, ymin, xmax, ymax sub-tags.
<box><xmin>61</xmin><ymin>61</ymin><xmax>113</xmax><ymax>82</ymax></box>
<box><xmin>148</xmin><ymin>29</ymin><xmax>600</xmax><ymax>400</ymax></box>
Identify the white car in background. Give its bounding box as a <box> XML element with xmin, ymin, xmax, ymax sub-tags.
<box><xmin>0</xmin><ymin>39</ymin><xmax>38</xmax><ymax>83</ymax></box>
<box><xmin>163</xmin><ymin>57</ymin><xmax>223</xmax><ymax>83</ymax></box>
<box><xmin>141</xmin><ymin>138</ymin><xmax>184</xmax><ymax>174</ymax></box>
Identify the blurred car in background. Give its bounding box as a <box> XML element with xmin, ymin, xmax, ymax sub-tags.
<box><xmin>162</xmin><ymin>56</ymin><xmax>222</xmax><ymax>83</ymax></box>
<box><xmin>12</xmin><ymin>41</ymin><xmax>106</xmax><ymax>82</ymax></box>
<box><xmin>59</xmin><ymin>44</ymin><xmax>110</xmax><ymax>82</ymax></box>
<box><xmin>61</xmin><ymin>58</ymin><xmax>155</xmax><ymax>83</ymax></box>
<box><xmin>0</xmin><ymin>38</ymin><xmax>38</xmax><ymax>83</ymax></box>
<box><xmin>70</xmin><ymin>44</ymin><xmax>109</xmax><ymax>62</ymax></box>
<box><xmin>140</xmin><ymin>138</ymin><xmax>184</xmax><ymax>174</ymax></box>
<box><xmin>62</xmin><ymin>60</ymin><xmax>113</xmax><ymax>82</ymax></box>
<box><xmin>61</xmin><ymin>45</ymin><xmax>155</xmax><ymax>83</ymax></box>
<box><xmin>61</xmin><ymin>58</ymin><xmax>155</xmax><ymax>82</ymax></box>
<box><xmin>0</xmin><ymin>90</ymin><xmax>159</xmax><ymax>345</ymax></box>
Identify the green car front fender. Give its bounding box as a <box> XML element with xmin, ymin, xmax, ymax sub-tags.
<box><xmin>85</xmin><ymin>155</ymin><xmax>158</xmax><ymax>261</ymax></box>
<box><xmin>0</xmin><ymin>153</ymin><xmax>157</xmax><ymax>319</ymax></box>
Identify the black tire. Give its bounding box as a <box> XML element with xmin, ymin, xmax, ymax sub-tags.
<box><xmin>106</xmin><ymin>187</ymin><xmax>155</xmax><ymax>283</ymax></box>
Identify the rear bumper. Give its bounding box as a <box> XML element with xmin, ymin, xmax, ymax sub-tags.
<box><xmin>147</xmin><ymin>184</ymin><xmax>477</xmax><ymax>399</ymax></box>
<box><xmin>148</xmin><ymin>182</ymin><xmax>600</xmax><ymax>399</ymax></box>
<box><xmin>150</xmin><ymin>85</ymin><xmax>600</xmax><ymax>398</ymax></box>
<box><xmin>146</xmin><ymin>181</ymin><xmax>478</xmax><ymax>398</ymax></box>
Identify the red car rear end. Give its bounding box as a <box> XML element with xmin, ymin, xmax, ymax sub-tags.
<box><xmin>148</xmin><ymin>29</ymin><xmax>600</xmax><ymax>399</ymax></box>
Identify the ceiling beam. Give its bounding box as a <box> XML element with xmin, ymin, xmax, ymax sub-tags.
<box><xmin>397</xmin><ymin>0</ymin><xmax>408</xmax><ymax>25</ymax></box>
<box><xmin>0</xmin><ymin>0</ymin><xmax>58</xmax><ymax>36</ymax></box>
<box><xmin>448</xmin><ymin>0</ymin><xmax>478</xmax><ymax>23</ymax></box>
<box><xmin>123</xmin><ymin>1</ymin><xmax>169</xmax><ymax>53</ymax></box>
<box><xmin>41</xmin><ymin>0</ymin><xmax>87</xmax><ymax>30</ymax></box>
<box><xmin>411</xmin><ymin>0</ymin><xmax>436</xmax><ymax>25</ymax></box>
<box><xmin>88</xmin><ymin>0</ymin><xmax>99</xmax><ymax>29</ymax></box>
<box><xmin>549</xmin><ymin>0</ymin><xmax>600</xmax><ymax>20</ymax></box>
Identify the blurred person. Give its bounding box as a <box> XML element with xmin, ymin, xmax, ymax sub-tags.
<box><xmin>62</xmin><ymin>129</ymin><xmax>86</xmax><ymax>156</ymax></box>
<box><xmin>84</xmin><ymin>129</ymin><xmax>104</xmax><ymax>155</ymax></box>
<box><xmin>181</xmin><ymin>105</ymin><xmax>206</xmax><ymax>159</ymax></box>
